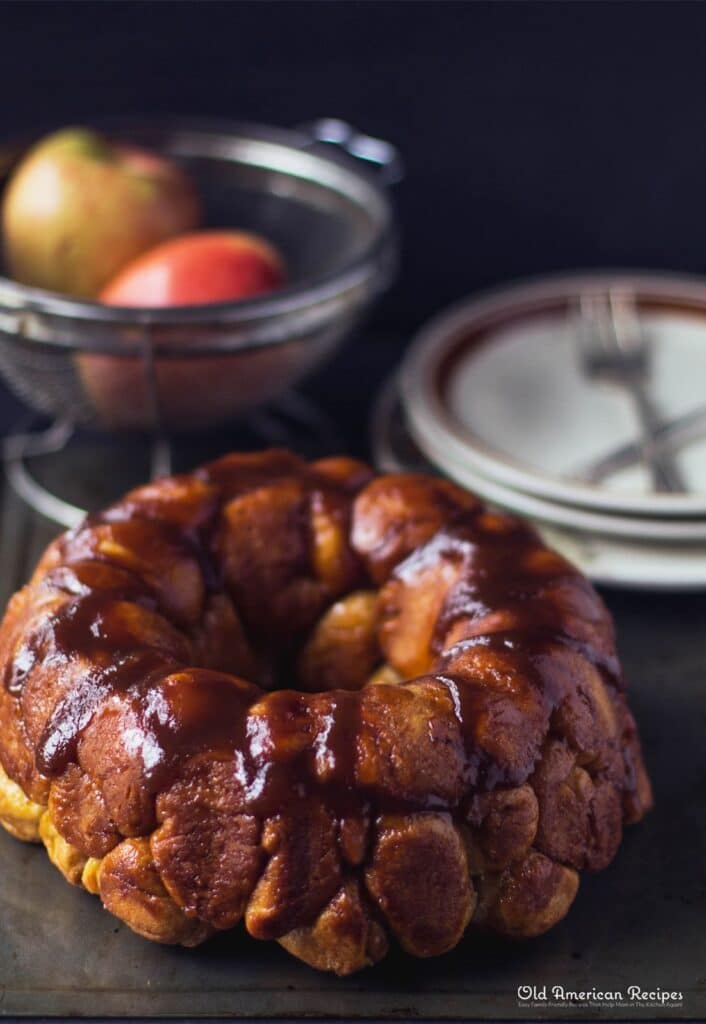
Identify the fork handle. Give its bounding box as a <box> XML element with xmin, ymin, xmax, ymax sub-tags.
<box><xmin>630</xmin><ymin>382</ymin><xmax>688</xmax><ymax>493</ymax></box>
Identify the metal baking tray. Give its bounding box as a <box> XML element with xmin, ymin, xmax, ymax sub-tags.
<box><xmin>0</xmin><ymin>447</ymin><xmax>703</xmax><ymax>1020</ymax></box>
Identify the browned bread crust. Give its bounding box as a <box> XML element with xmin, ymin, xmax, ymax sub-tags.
<box><xmin>0</xmin><ymin>450</ymin><xmax>652</xmax><ymax>974</ymax></box>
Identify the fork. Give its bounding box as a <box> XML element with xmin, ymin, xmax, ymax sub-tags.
<box><xmin>575</xmin><ymin>291</ymin><xmax>687</xmax><ymax>493</ymax></box>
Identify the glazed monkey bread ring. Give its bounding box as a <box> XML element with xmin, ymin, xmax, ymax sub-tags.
<box><xmin>0</xmin><ymin>450</ymin><xmax>652</xmax><ymax>975</ymax></box>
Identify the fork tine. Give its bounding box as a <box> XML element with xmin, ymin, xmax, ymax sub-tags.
<box><xmin>576</xmin><ymin>292</ymin><xmax>613</xmax><ymax>360</ymax></box>
<box><xmin>608</xmin><ymin>290</ymin><xmax>642</xmax><ymax>357</ymax></box>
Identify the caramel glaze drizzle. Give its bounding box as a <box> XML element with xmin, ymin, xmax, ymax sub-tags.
<box><xmin>4</xmin><ymin>464</ymin><xmax>625</xmax><ymax>827</ymax></box>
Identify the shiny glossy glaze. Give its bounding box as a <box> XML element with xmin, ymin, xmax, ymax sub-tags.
<box><xmin>3</xmin><ymin>453</ymin><xmax>625</xmax><ymax>822</ymax></box>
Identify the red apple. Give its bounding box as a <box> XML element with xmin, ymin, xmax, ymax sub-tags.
<box><xmin>2</xmin><ymin>128</ymin><xmax>200</xmax><ymax>298</ymax></box>
<box><xmin>100</xmin><ymin>230</ymin><xmax>285</xmax><ymax>306</ymax></box>
<box><xmin>79</xmin><ymin>231</ymin><xmax>287</xmax><ymax>428</ymax></box>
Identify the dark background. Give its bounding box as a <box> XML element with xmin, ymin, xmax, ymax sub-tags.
<box><xmin>3</xmin><ymin>0</ymin><xmax>706</xmax><ymax>436</ymax></box>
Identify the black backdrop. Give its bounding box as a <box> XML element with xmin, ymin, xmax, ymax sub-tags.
<box><xmin>3</xmin><ymin>0</ymin><xmax>706</xmax><ymax>436</ymax></box>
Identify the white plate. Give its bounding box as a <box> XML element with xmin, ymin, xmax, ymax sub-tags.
<box><xmin>372</xmin><ymin>376</ymin><xmax>706</xmax><ymax>590</ymax></box>
<box><xmin>401</xmin><ymin>271</ymin><xmax>706</xmax><ymax>517</ymax></box>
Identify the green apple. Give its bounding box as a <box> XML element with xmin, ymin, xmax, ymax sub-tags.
<box><xmin>1</xmin><ymin>127</ymin><xmax>200</xmax><ymax>298</ymax></box>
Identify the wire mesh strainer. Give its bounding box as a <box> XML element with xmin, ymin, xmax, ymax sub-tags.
<box><xmin>0</xmin><ymin>117</ymin><xmax>400</xmax><ymax>433</ymax></box>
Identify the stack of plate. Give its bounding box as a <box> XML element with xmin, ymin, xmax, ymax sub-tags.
<box><xmin>373</xmin><ymin>272</ymin><xmax>706</xmax><ymax>589</ymax></box>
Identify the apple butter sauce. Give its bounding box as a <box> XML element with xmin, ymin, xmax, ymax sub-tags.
<box><xmin>3</xmin><ymin>461</ymin><xmax>619</xmax><ymax>821</ymax></box>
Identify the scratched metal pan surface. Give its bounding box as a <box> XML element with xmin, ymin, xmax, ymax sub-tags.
<box><xmin>0</xmin><ymin>457</ymin><xmax>703</xmax><ymax>1020</ymax></box>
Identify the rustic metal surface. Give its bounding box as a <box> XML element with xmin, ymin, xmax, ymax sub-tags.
<box><xmin>0</xmin><ymin>444</ymin><xmax>703</xmax><ymax>1020</ymax></box>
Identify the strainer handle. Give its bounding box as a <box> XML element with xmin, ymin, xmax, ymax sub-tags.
<box><xmin>297</xmin><ymin>119</ymin><xmax>403</xmax><ymax>186</ymax></box>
